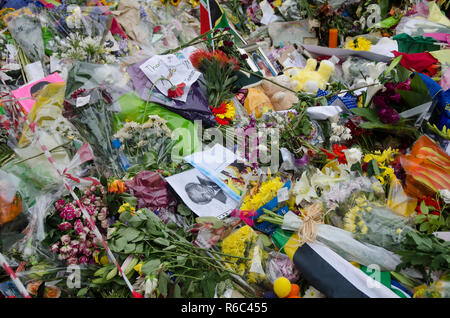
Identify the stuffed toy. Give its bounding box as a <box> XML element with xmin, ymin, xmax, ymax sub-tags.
<box><xmin>287</xmin><ymin>58</ymin><xmax>335</xmax><ymax>93</ymax></box>
<box><xmin>260</xmin><ymin>75</ymin><xmax>299</xmax><ymax>111</ymax></box>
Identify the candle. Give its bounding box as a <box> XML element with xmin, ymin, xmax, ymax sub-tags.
<box><xmin>329</xmin><ymin>29</ymin><xmax>338</xmax><ymax>48</ymax></box>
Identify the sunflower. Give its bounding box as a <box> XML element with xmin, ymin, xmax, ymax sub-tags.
<box><xmin>170</xmin><ymin>0</ymin><xmax>181</xmax><ymax>7</ymax></box>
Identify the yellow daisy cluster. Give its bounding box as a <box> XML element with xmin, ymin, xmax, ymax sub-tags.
<box><xmin>343</xmin><ymin>194</ymin><xmax>370</xmax><ymax>234</ymax></box>
<box><xmin>241</xmin><ymin>177</ymin><xmax>285</xmax><ymax>212</ymax></box>
<box><xmin>363</xmin><ymin>148</ymin><xmax>399</xmax><ymax>185</ymax></box>
<box><xmin>118</xmin><ymin>202</ymin><xmax>136</xmax><ymax>214</ymax></box>
<box><xmin>221</xmin><ymin>225</ymin><xmax>267</xmax><ymax>284</ymax></box>
<box><xmin>345</xmin><ymin>37</ymin><xmax>372</xmax><ymax>51</ymax></box>
<box><xmin>216</xmin><ymin>101</ymin><xmax>236</xmax><ymax>121</ymax></box>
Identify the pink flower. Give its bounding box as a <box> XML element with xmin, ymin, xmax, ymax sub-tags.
<box><xmin>50</xmin><ymin>243</ymin><xmax>60</xmax><ymax>254</ymax></box>
<box><xmin>74</xmin><ymin>209</ymin><xmax>81</xmax><ymax>218</ymax></box>
<box><xmin>74</xmin><ymin>219</ymin><xmax>84</xmax><ymax>234</ymax></box>
<box><xmin>78</xmin><ymin>256</ymin><xmax>88</xmax><ymax>264</ymax></box>
<box><xmin>58</xmin><ymin>254</ymin><xmax>68</xmax><ymax>261</ymax></box>
<box><xmin>55</xmin><ymin>199</ymin><xmax>66</xmax><ymax>211</ymax></box>
<box><xmin>97</xmin><ymin>210</ymin><xmax>107</xmax><ymax>221</ymax></box>
<box><xmin>90</xmin><ymin>186</ymin><xmax>97</xmax><ymax>192</ymax></box>
<box><xmin>58</xmin><ymin>222</ymin><xmax>72</xmax><ymax>231</ymax></box>
<box><xmin>230</xmin><ymin>209</ymin><xmax>257</xmax><ymax>227</ymax></box>
<box><xmin>61</xmin><ymin>235</ymin><xmax>71</xmax><ymax>245</ymax></box>
<box><xmin>70</xmin><ymin>240</ymin><xmax>80</xmax><ymax>249</ymax></box>
<box><xmin>78</xmin><ymin>233</ymin><xmax>87</xmax><ymax>242</ymax></box>
<box><xmin>85</xmin><ymin>190</ymin><xmax>92</xmax><ymax>196</ymax></box>
<box><xmin>60</xmin><ymin>245</ymin><xmax>72</xmax><ymax>254</ymax></box>
<box><xmin>70</xmin><ymin>248</ymin><xmax>79</xmax><ymax>257</ymax></box>
<box><xmin>82</xmin><ymin>226</ymin><xmax>90</xmax><ymax>234</ymax></box>
<box><xmin>101</xmin><ymin>219</ymin><xmax>109</xmax><ymax>229</ymax></box>
<box><xmin>83</xmin><ymin>248</ymin><xmax>92</xmax><ymax>257</ymax></box>
<box><xmin>67</xmin><ymin>257</ymin><xmax>78</xmax><ymax>265</ymax></box>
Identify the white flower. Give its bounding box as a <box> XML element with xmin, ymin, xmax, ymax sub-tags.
<box><xmin>293</xmin><ymin>171</ymin><xmax>318</xmax><ymax>204</ymax></box>
<box><xmin>310</xmin><ymin>168</ymin><xmax>343</xmax><ymax>191</ymax></box>
<box><xmin>303</xmin><ymin>286</ymin><xmax>325</xmax><ymax>298</ymax></box>
<box><xmin>343</xmin><ymin>147</ymin><xmax>362</xmax><ymax>167</ymax></box>
<box><xmin>440</xmin><ymin>189</ymin><xmax>450</xmax><ymax>204</ymax></box>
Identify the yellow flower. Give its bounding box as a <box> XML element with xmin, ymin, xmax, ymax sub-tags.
<box><xmin>345</xmin><ymin>37</ymin><xmax>372</xmax><ymax>51</ymax></box>
<box><xmin>118</xmin><ymin>202</ymin><xmax>136</xmax><ymax>214</ymax></box>
<box><xmin>170</xmin><ymin>0</ymin><xmax>181</xmax><ymax>7</ymax></box>
<box><xmin>396</xmin><ymin>228</ymin><xmax>403</xmax><ymax>235</ymax></box>
<box><xmin>241</xmin><ymin>177</ymin><xmax>284</xmax><ymax>211</ymax></box>
<box><xmin>273</xmin><ymin>0</ymin><xmax>282</xmax><ymax>7</ymax></box>
<box><xmin>361</xmin><ymin>225</ymin><xmax>368</xmax><ymax>234</ymax></box>
<box><xmin>134</xmin><ymin>263</ymin><xmax>143</xmax><ymax>276</ymax></box>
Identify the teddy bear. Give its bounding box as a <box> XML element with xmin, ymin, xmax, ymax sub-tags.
<box><xmin>286</xmin><ymin>58</ymin><xmax>335</xmax><ymax>94</ymax></box>
<box><xmin>260</xmin><ymin>74</ymin><xmax>299</xmax><ymax>111</ymax></box>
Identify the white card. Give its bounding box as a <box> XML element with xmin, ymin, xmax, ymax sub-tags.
<box><xmin>139</xmin><ymin>47</ymin><xmax>201</xmax><ymax>103</ymax></box>
<box><xmin>76</xmin><ymin>95</ymin><xmax>90</xmax><ymax>107</ymax></box>
<box><xmin>25</xmin><ymin>61</ymin><xmax>45</xmax><ymax>83</ymax></box>
<box><xmin>277</xmin><ymin>187</ymin><xmax>289</xmax><ymax>202</ymax></box>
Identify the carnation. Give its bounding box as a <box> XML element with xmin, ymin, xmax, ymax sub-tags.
<box><xmin>50</xmin><ymin>243</ymin><xmax>60</xmax><ymax>254</ymax></box>
<box><xmin>61</xmin><ymin>235</ymin><xmax>71</xmax><ymax>245</ymax></box>
<box><xmin>78</xmin><ymin>256</ymin><xmax>89</xmax><ymax>264</ymax></box>
<box><xmin>67</xmin><ymin>257</ymin><xmax>78</xmax><ymax>265</ymax></box>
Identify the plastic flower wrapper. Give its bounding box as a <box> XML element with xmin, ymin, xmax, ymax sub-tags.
<box><xmin>321</xmin><ymin>175</ymin><xmax>386</xmax><ymax>225</ymax></box>
<box><xmin>398</xmin><ymin>135</ymin><xmax>450</xmax><ymax>198</ymax></box>
<box><xmin>342</xmin><ymin>193</ymin><xmax>416</xmax><ymax>253</ymax></box>
<box><xmin>220</xmin><ymin>225</ymin><xmax>268</xmax><ymax>284</ymax></box>
<box><xmin>42</xmin><ymin>183</ymin><xmax>110</xmax><ymax>267</ymax></box>
<box><xmin>3</xmin><ymin>261</ymin><xmax>96</xmax><ymax>298</ymax></box>
<box><xmin>5</xmin><ymin>8</ymin><xmax>45</xmax><ymax>62</ymax></box>
<box><xmin>272</xmin><ymin>209</ymin><xmax>404</xmax><ymax>271</ymax></box>
<box><xmin>62</xmin><ymin>86</ymin><xmax>122</xmax><ymax>177</ymax></box>
<box><xmin>124</xmin><ymin>170</ymin><xmax>184</xmax><ymax>227</ymax></box>
<box><xmin>113</xmin><ymin>115</ymin><xmax>174</xmax><ymax>168</ymax></box>
<box><xmin>265</xmin><ymin>251</ymin><xmax>300</xmax><ymax>284</ymax></box>
<box><xmin>190</xmin><ymin>216</ymin><xmax>241</xmax><ymax>249</ymax></box>
<box><xmin>414</xmin><ymin>275</ymin><xmax>450</xmax><ymax>298</ymax></box>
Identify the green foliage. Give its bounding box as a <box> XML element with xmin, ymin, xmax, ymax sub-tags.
<box><xmin>396</xmin><ymin>231</ymin><xmax>450</xmax><ymax>284</ymax></box>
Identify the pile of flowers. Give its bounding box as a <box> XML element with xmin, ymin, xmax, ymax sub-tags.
<box><xmin>46</xmin><ymin>184</ymin><xmax>109</xmax><ymax>266</ymax></box>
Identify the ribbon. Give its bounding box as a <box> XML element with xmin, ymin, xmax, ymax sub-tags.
<box><xmin>297</xmin><ymin>202</ymin><xmax>323</xmax><ymax>246</ymax></box>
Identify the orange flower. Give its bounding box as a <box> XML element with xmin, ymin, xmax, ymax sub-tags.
<box><xmin>108</xmin><ymin>180</ymin><xmax>126</xmax><ymax>194</ymax></box>
<box><xmin>189</xmin><ymin>49</ymin><xmax>211</xmax><ymax>69</ymax></box>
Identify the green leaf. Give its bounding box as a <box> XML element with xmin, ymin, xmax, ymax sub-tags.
<box><xmin>141</xmin><ymin>259</ymin><xmax>161</xmax><ymax>275</ymax></box>
<box><xmin>382</xmin><ymin>55</ymin><xmax>402</xmax><ymax>79</ymax></box>
<box><xmin>397</xmin><ymin>73</ymin><xmax>431</xmax><ymax>108</ymax></box>
<box><xmin>158</xmin><ymin>272</ymin><xmax>169</xmax><ymax>298</ymax></box>
<box><xmin>415</xmin><ymin>214</ymin><xmax>427</xmax><ymax>224</ymax></box>
<box><xmin>123</xmin><ymin>243</ymin><xmax>136</xmax><ymax>254</ymax></box>
<box><xmin>153</xmin><ymin>237</ymin><xmax>170</xmax><ymax>246</ymax></box>
<box><xmin>420</xmin><ymin>200</ymin><xmax>429</xmax><ymax>215</ymax></box>
<box><xmin>174</xmin><ymin>283</ymin><xmax>181</xmax><ymax>298</ymax></box>
<box><xmin>114</xmin><ymin>237</ymin><xmax>128</xmax><ymax>252</ymax></box>
<box><xmin>177</xmin><ymin>204</ymin><xmax>192</xmax><ymax>216</ymax></box>
<box><xmin>349</xmin><ymin>107</ymin><xmax>380</xmax><ymax>123</ymax></box>
<box><xmin>419</xmin><ymin>222</ymin><xmax>430</xmax><ymax>232</ymax></box>
<box><xmin>100</xmin><ymin>175</ymin><xmax>108</xmax><ymax>188</ymax></box>
<box><xmin>77</xmin><ymin>287</ymin><xmax>88</xmax><ymax>297</ymax></box>
<box><xmin>143</xmin><ymin>151</ymin><xmax>157</xmax><ymax>168</ymax></box>
<box><xmin>119</xmin><ymin>227</ymin><xmax>141</xmax><ymax>242</ymax></box>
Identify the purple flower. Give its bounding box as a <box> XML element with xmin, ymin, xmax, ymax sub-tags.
<box><xmin>294</xmin><ymin>154</ymin><xmax>309</xmax><ymax>167</ymax></box>
<box><xmin>390</xmin><ymin>92</ymin><xmax>402</xmax><ymax>104</ymax></box>
<box><xmin>373</xmin><ymin>95</ymin><xmax>390</xmax><ymax>109</ymax></box>
<box><xmin>395</xmin><ymin>79</ymin><xmax>411</xmax><ymax>91</ymax></box>
<box><xmin>58</xmin><ymin>222</ymin><xmax>72</xmax><ymax>231</ymax></box>
<box><xmin>61</xmin><ymin>235</ymin><xmax>71</xmax><ymax>245</ymax></box>
<box><xmin>378</xmin><ymin>107</ymin><xmax>400</xmax><ymax>124</ymax></box>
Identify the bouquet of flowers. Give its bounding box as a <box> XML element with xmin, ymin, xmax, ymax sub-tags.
<box><xmin>43</xmin><ymin>184</ymin><xmax>110</xmax><ymax>266</ymax></box>
<box><xmin>221</xmin><ymin>225</ymin><xmax>268</xmax><ymax>284</ymax></box>
<box><xmin>190</xmin><ymin>48</ymin><xmax>240</xmax><ymax>109</ymax></box>
<box><xmin>113</xmin><ymin>115</ymin><xmax>174</xmax><ymax>167</ymax></box>
<box><xmin>62</xmin><ymin>86</ymin><xmax>122</xmax><ymax>176</ymax></box>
